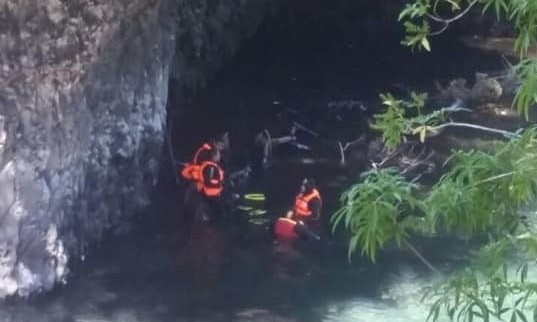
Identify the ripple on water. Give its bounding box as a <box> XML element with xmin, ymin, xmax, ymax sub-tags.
<box><xmin>235</xmin><ymin>308</ymin><xmax>299</xmax><ymax>322</ymax></box>
<box><xmin>320</xmin><ymin>265</ymin><xmax>446</xmax><ymax>322</ymax></box>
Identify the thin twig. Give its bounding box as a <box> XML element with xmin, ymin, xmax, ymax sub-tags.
<box><xmin>375</xmin><ymin>147</ymin><xmax>405</xmax><ymax>168</ymax></box>
<box><xmin>430</xmin><ymin>23</ymin><xmax>449</xmax><ymax>36</ymax></box>
<box><xmin>338</xmin><ymin>142</ymin><xmax>345</xmax><ymax>165</ymax></box>
<box><xmin>405</xmin><ymin>240</ymin><xmax>441</xmax><ymax>274</ymax></box>
<box><xmin>293</xmin><ymin>121</ymin><xmax>319</xmax><ymax>137</ymax></box>
<box><xmin>337</xmin><ymin>135</ymin><xmax>365</xmax><ymax>165</ymax></box>
<box><xmin>400</xmin><ymin>149</ymin><xmax>436</xmax><ymax>175</ymax></box>
<box><xmin>166</xmin><ymin>121</ymin><xmax>181</xmax><ymax>184</ymax></box>
<box><xmin>343</xmin><ymin>135</ymin><xmax>366</xmax><ymax>150</ymax></box>
<box><xmin>473</xmin><ymin>171</ymin><xmax>516</xmax><ymax>186</ymax></box>
<box><xmin>432</xmin><ymin>122</ymin><xmax>520</xmax><ymax>138</ymax></box>
<box><xmin>440</xmin><ymin>106</ymin><xmax>472</xmax><ymax>114</ymax></box>
<box><xmin>426</xmin><ymin>0</ymin><xmax>479</xmax><ymax>36</ymax></box>
<box><xmin>427</xmin><ymin>0</ymin><xmax>478</xmax><ymax>23</ymax></box>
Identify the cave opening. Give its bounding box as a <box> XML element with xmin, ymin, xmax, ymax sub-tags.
<box><xmin>161</xmin><ymin>0</ymin><xmax>506</xmax><ymax>225</ymax></box>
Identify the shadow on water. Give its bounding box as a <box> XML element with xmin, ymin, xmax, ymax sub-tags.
<box><xmin>1</xmin><ymin>2</ymin><xmax>509</xmax><ymax>321</ymax></box>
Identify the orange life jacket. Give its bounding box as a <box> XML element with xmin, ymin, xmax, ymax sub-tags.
<box><xmin>181</xmin><ymin>142</ymin><xmax>214</xmax><ymax>181</ymax></box>
<box><xmin>274</xmin><ymin>218</ymin><xmax>298</xmax><ymax>239</ymax></box>
<box><xmin>294</xmin><ymin>189</ymin><xmax>321</xmax><ymax>217</ymax></box>
<box><xmin>181</xmin><ymin>163</ymin><xmax>201</xmax><ymax>181</ymax></box>
<box><xmin>193</xmin><ymin>143</ymin><xmax>213</xmax><ymax>164</ymax></box>
<box><xmin>196</xmin><ymin>161</ymin><xmax>224</xmax><ymax>197</ymax></box>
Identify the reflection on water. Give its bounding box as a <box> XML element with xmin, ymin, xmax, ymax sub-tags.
<box><xmin>0</xmin><ymin>216</ymin><xmax>459</xmax><ymax>322</ymax></box>
<box><xmin>322</xmin><ymin>267</ymin><xmax>439</xmax><ymax>322</ymax></box>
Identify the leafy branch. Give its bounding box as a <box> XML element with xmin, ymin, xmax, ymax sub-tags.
<box><xmin>370</xmin><ymin>93</ymin><xmax>518</xmax><ymax>151</ymax></box>
<box><xmin>513</xmin><ymin>59</ymin><xmax>537</xmax><ymax>119</ymax></box>
<box><xmin>425</xmin><ymin>234</ymin><xmax>537</xmax><ymax>322</ymax></box>
<box><xmin>399</xmin><ymin>0</ymin><xmax>537</xmax><ymax>116</ymax></box>
<box><xmin>334</xmin><ymin>1</ymin><xmax>537</xmax><ymax>322</ymax></box>
<box><xmin>332</xmin><ymin>128</ymin><xmax>537</xmax><ymax>271</ymax></box>
<box><xmin>331</xmin><ymin>168</ymin><xmax>428</xmax><ymax>262</ymax></box>
<box><xmin>426</xmin><ymin>129</ymin><xmax>537</xmax><ymax>238</ymax></box>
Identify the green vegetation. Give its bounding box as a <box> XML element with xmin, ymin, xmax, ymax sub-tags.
<box><xmin>332</xmin><ymin>1</ymin><xmax>537</xmax><ymax>321</ymax></box>
<box><xmin>399</xmin><ymin>0</ymin><xmax>537</xmax><ymax>117</ymax></box>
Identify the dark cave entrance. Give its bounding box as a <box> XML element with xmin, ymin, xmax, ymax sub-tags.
<box><xmin>160</xmin><ymin>0</ymin><xmax>507</xmax><ymax>200</ymax></box>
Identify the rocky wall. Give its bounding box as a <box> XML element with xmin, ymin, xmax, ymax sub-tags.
<box><xmin>0</xmin><ymin>0</ymin><xmax>272</xmax><ymax>298</ymax></box>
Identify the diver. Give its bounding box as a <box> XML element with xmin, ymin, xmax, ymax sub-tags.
<box><xmin>275</xmin><ymin>178</ymin><xmax>322</xmax><ymax>241</ymax></box>
<box><xmin>184</xmin><ymin>149</ymin><xmax>226</xmax><ymax>224</ymax></box>
<box><xmin>288</xmin><ymin>177</ymin><xmax>322</xmax><ymax>224</ymax></box>
<box><xmin>181</xmin><ymin>131</ymin><xmax>229</xmax><ymax>192</ymax></box>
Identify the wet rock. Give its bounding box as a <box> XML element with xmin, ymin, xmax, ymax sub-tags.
<box><xmin>0</xmin><ymin>0</ymin><xmax>275</xmax><ymax>298</ymax></box>
<box><xmin>471</xmin><ymin>72</ymin><xmax>503</xmax><ymax>102</ymax></box>
<box><xmin>366</xmin><ymin>139</ymin><xmax>440</xmax><ymax>179</ymax></box>
<box><xmin>435</xmin><ymin>72</ymin><xmax>503</xmax><ymax>105</ymax></box>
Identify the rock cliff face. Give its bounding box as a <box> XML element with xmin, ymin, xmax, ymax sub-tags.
<box><xmin>0</xmin><ymin>0</ymin><xmax>272</xmax><ymax>298</ymax></box>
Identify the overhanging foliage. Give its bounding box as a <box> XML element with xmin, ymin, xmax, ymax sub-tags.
<box><xmin>332</xmin><ymin>1</ymin><xmax>537</xmax><ymax>320</ymax></box>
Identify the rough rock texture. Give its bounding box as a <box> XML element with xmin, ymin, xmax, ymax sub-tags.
<box><xmin>0</xmin><ymin>0</ymin><xmax>272</xmax><ymax>298</ymax></box>
<box><xmin>171</xmin><ymin>0</ymin><xmax>277</xmax><ymax>92</ymax></box>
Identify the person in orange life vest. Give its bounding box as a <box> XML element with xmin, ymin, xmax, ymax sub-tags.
<box><xmin>286</xmin><ymin>178</ymin><xmax>322</xmax><ymax>225</ymax></box>
<box><xmin>184</xmin><ymin>149</ymin><xmax>226</xmax><ymax>224</ymax></box>
<box><xmin>196</xmin><ymin>149</ymin><xmax>225</xmax><ymax>198</ymax></box>
<box><xmin>181</xmin><ymin>132</ymin><xmax>229</xmax><ymax>182</ymax></box>
<box><xmin>274</xmin><ymin>178</ymin><xmax>321</xmax><ymax>240</ymax></box>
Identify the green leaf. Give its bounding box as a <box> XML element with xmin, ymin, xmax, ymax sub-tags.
<box><xmin>348</xmin><ymin>235</ymin><xmax>360</xmax><ymax>261</ymax></box>
<box><xmin>516</xmin><ymin>309</ymin><xmax>528</xmax><ymax>322</ymax></box>
<box><xmin>445</xmin><ymin>0</ymin><xmax>461</xmax><ymax>11</ymax></box>
<box><xmin>500</xmin><ymin>307</ymin><xmax>511</xmax><ymax>316</ymax></box>
<box><xmin>420</xmin><ymin>127</ymin><xmax>427</xmax><ymax>142</ymax></box>
<box><xmin>521</xmin><ymin>263</ymin><xmax>528</xmax><ymax>283</ymax></box>
<box><xmin>421</xmin><ymin>37</ymin><xmax>431</xmax><ymax>51</ymax></box>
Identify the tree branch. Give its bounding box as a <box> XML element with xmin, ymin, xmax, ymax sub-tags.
<box><xmin>430</xmin><ymin>23</ymin><xmax>450</xmax><ymax>36</ymax></box>
<box><xmin>337</xmin><ymin>135</ymin><xmax>366</xmax><ymax>165</ymax></box>
<box><xmin>427</xmin><ymin>0</ymin><xmax>479</xmax><ymax>23</ymax></box>
<box><xmin>427</xmin><ymin>0</ymin><xmax>479</xmax><ymax>36</ymax></box>
<box><xmin>400</xmin><ymin>150</ymin><xmax>436</xmax><ymax>176</ymax></box>
<box><xmin>372</xmin><ymin>146</ymin><xmax>406</xmax><ymax>169</ymax></box>
<box><xmin>405</xmin><ymin>240</ymin><xmax>441</xmax><ymax>274</ymax></box>
<box><xmin>293</xmin><ymin>121</ymin><xmax>319</xmax><ymax>137</ymax></box>
<box><xmin>338</xmin><ymin>142</ymin><xmax>345</xmax><ymax>165</ymax></box>
<box><xmin>431</xmin><ymin>122</ymin><xmax>520</xmax><ymax>138</ymax></box>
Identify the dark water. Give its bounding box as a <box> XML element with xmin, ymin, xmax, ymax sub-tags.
<box><xmin>0</xmin><ymin>9</ymin><xmax>508</xmax><ymax>322</ymax></box>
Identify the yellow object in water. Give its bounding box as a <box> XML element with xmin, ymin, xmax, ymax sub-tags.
<box><xmin>249</xmin><ymin>218</ymin><xmax>271</xmax><ymax>225</ymax></box>
<box><xmin>244</xmin><ymin>193</ymin><xmax>266</xmax><ymax>201</ymax></box>
<box><xmin>248</xmin><ymin>209</ymin><xmax>267</xmax><ymax>216</ymax></box>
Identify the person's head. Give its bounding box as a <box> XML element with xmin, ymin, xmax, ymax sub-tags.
<box><xmin>210</xmin><ymin>148</ymin><xmax>221</xmax><ymax>163</ymax></box>
<box><xmin>300</xmin><ymin>177</ymin><xmax>316</xmax><ymax>193</ymax></box>
<box><xmin>213</xmin><ymin>132</ymin><xmax>230</xmax><ymax>152</ymax></box>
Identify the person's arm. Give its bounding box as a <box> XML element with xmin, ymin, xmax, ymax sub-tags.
<box><xmin>285</xmin><ymin>209</ymin><xmax>294</xmax><ymax>219</ymax></box>
<box><xmin>308</xmin><ymin>198</ymin><xmax>322</xmax><ymax>220</ymax></box>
